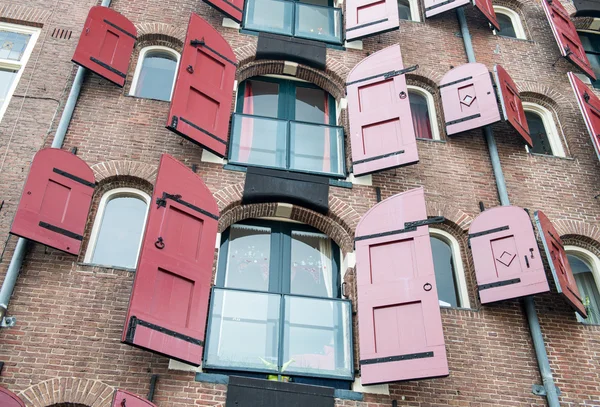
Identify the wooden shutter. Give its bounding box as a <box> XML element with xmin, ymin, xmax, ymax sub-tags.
<box><xmin>346</xmin><ymin>45</ymin><xmax>418</xmax><ymax>176</ymax></box>
<box><xmin>541</xmin><ymin>0</ymin><xmax>596</xmax><ymax>80</ymax></box>
<box><xmin>203</xmin><ymin>0</ymin><xmax>244</xmax><ymax>22</ymax></box>
<box><xmin>472</xmin><ymin>0</ymin><xmax>500</xmax><ymax>31</ymax></box>
<box><xmin>345</xmin><ymin>0</ymin><xmax>399</xmax><ymax>41</ymax></box>
<box><xmin>10</xmin><ymin>149</ymin><xmax>95</xmax><ymax>256</ymax></box>
<box><xmin>112</xmin><ymin>390</ymin><xmax>157</xmax><ymax>407</ymax></box>
<box><xmin>493</xmin><ymin>65</ymin><xmax>532</xmax><ymax>147</ymax></box>
<box><xmin>439</xmin><ymin>63</ymin><xmax>500</xmax><ymax>136</ymax></box>
<box><xmin>424</xmin><ymin>0</ymin><xmax>469</xmax><ymax>18</ymax></box>
<box><xmin>534</xmin><ymin>211</ymin><xmax>587</xmax><ymax>318</ymax></box>
<box><xmin>167</xmin><ymin>13</ymin><xmax>237</xmax><ymax>157</ymax></box>
<box><xmin>122</xmin><ymin>154</ymin><xmax>218</xmax><ymax>365</ymax></box>
<box><xmin>72</xmin><ymin>6</ymin><xmax>137</xmax><ymax>87</ymax></box>
<box><xmin>468</xmin><ymin>206</ymin><xmax>549</xmax><ymax>304</ymax></box>
<box><xmin>568</xmin><ymin>72</ymin><xmax>600</xmax><ymax>162</ymax></box>
<box><xmin>355</xmin><ymin>187</ymin><xmax>448</xmax><ymax>384</ymax></box>
<box><xmin>0</xmin><ymin>387</ymin><xmax>25</xmax><ymax>407</ymax></box>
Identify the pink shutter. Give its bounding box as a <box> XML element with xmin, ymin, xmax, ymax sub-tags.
<box><xmin>0</xmin><ymin>387</ymin><xmax>25</xmax><ymax>407</ymax></box>
<box><xmin>493</xmin><ymin>65</ymin><xmax>532</xmax><ymax>147</ymax></box>
<box><xmin>203</xmin><ymin>0</ymin><xmax>244</xmax><ymax>22</ymax></box>
<box><xmin>534</xmin><ymin>211</ymin><xmax>587</xmax><ymax>318</ymax></box>
<box><xmin>472</xmin><ymin>0</ymin><xmax>500</xmax><ymax>31</ymax></box>
<box><xmin>439</xmin><ymin>63</ymin><xmax>500</xmax><ymax>136</ymax></box>
<box><xmin>469</xmin><ymin>206</ymin><xmax>549</xmax><ymax>304</ymax></box>
<box><xmin>167</xmin><ymin>13</ymin><xmax>237</xmax><ymax>157</ymax></box>
<box><xmin>71</xmin><ymin>6</ymin><xmax>137</xmax><ymax>87</ymax></box>
<box><xmin>122</xmin><ymin>154</ymin><xmax>218</xmax><ymax>365</ymax></box>
<box><xmin>568</xmin><ymin>72</ymin><xmax>600</xmax><ymax>162</ymax></box>
<box><xmin>355</xmin><ymin>187</ymin><xmax>448</xmax><ymax>384</ymax></box>
<box><xmin>345</xmin><ymin>0</ymin><xmax>399</xmax><ymax>41</ymax></box>
<box><xmin>10</xmin><ymin>149</ymin><xmax>95</xmax><ymax>255</ymax></box>
<box><xmin>424</xmin><ymin>0</ymin><xmax>469</xmax><ymax>18</ymax></box>
<box><xmin>541</xmin><ymin>0</ymin><xmax>596</xmax><ymax>80</ymax></box>
<box><xmin>112</xmin><ymin>390</ymin><xmax>157</xmax><ymax>407</ymax></box>
<box><xmin>346</xmin><ymin>45</ymin><xmax>418</xmax><ymax>176</ymax></box>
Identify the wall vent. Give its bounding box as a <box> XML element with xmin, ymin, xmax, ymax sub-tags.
<box><xmin>51</xmin><ymin>28</ymin><xmax>72</xmax><ymax>40</ymax></box>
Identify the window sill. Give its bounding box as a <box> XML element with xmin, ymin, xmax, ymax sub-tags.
<box><xmin>527</xmin><ymin>152</ymin><xmax>574</xmax><ymax>161</ymax></box>
<box><xmin>239</xmin><ymin>29</ymin><xmax>345</xmax><ymax>50</ymax></box>
<box><xmin>77</xmin><ymin>262</ymin><xmax>136</xmax><ymax>272</ymax></box>
<box><xmin>495</xmin><ymin>35</ymin><xmax>533</xmax><ymax>43</ymax></box>
<box><xmin>440</xmin><ymin>305</ymin><xmax>479</xmax><ymax>312</ymax></box>
<box><xmin>125</xmin><ymin>94</ymin><xmax>171</xmax><ymax>103</ymax></box>
<box><xmin>417</xmin><ymin>137</ymin><xmax>446</xmax><ymax>143</ymax></box>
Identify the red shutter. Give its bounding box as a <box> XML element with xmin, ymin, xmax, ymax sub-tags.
<box><xmin>534</xmin><ymin>211</ymin><xmax>587</xmax><ymax>318</ymax></box>
<box><xmin>568</xmin><ymin>72</ymin><xmax>600</xmax><ymax>162</ymax></box>
<box><xmin>424</xmin><ymin>0</ymin><xmax>469</xmax><ymax>18</ymax></box>
<box><xmin>0</xmin><ymin>387</ymin><xmax>25</xmax><ymax>407</ymax></box>
<box><xmin>439</xmin><ymin>63</ymin><xmax>500</xmax><ymax>136</ymax></box>
<box><xmin>472</xmin><ymin>0</ymin><xmax>500</xmax><ymax>31</ymax></box>
<box><xmin>122</xmin><ymin>154</ymin><xmax>218</xmax><ymax>365</ymax></box>
<box><xmin>203</xmin><ymin>0</ymin><xmax>244</xmax><ymax>22</ymax></box>
<box><xmin>167</xmin><ymin>13</ymin><xmax>236</xmax><ymax>158</ymax></box>
<box><xmin>541</xmin><ymin>0</ymin><xmax>596</xmax><ymax>80</ymax></box>
<box><xmin>355</xmin><ymin>187</ymin><xmax>448</xmax><ymax>384</ymax></box>
<box><xmin>468</xmin><ymin>206</ymin><xmax>549</xmax><ymax>304</ymax></box>
<box><xmin>493</xmin><ymin>65</ymin><xmax>532</xmax><ymax>147</ymax></box>
<box><xmin>72</xmin><ymin>6</ymin><xmax>137</xmax><ymax>87</ymax></box>
<box><xmin>112</xmin><ymin>390</ymin><xmax>157</xmax><ymax>407</ymax></box>
<box><xmin>10</xmin><ymin>149</ymin><xmax>95</xmax><ymax>256</ymax></box>
<box><xmin>346</xmin><ymin>45</ymin><xmax>418</xmax><ymax>176</ymax></box>
<box><xmin>345</xmin><ymin>0</ymin><xmax>399</xmax><ymax>41</ymax></box>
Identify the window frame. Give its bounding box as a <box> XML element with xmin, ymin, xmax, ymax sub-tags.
<box><xmin>522</xmin><ymin>102</ymin><xmax>566</xmax><ymax>158</ymax></box>
<box><xmin>398</xmin><ymin>0</ymin><xmax>421</xmax><ymax>22</ymax></box>
<box><xmin>565</xmin><ymin>245</ymin><xmax>600</xmax><ymax>324</ymax></box>
<box><xmin>577</xmin><ymin>30</ymin><xmax>600</xmax><ymax>88</ymax></box>
<box><xmin>429</xmin><ymin>228</ymin><xmax>471</xmax><ymax>309</ymax></box>
<box><xmin>0</xmin><ymin>22</ymin><xmax>40</xmax><ymax>123</ymax></box>
<box><xmin>129</xmin><ymin>45</ymin><xmax>180</xmax><ymax>101</ymax></box>
<box><xmin>492</xmin><ymin>6</ymin><xmax>526</xmax><ymax>40</ymax></box>
<box><xmin>83</xmin><ymin>187</ymin><xmax>151</xmax><ymax>269</ymax></box>
<box><xmin>407</xmin><ymin>85</ymin><xmax>440</xmax><ymax>141</ymax></box>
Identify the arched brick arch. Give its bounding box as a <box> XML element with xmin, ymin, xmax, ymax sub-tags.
<box><xmin>135</xmin><ymin>22</ymin><xmax>186</xmax><ymax>49</ymax></box>
<box><xmin>19</xmin><ymin>378</ymin><xmax>114</xmax><ymax>407</ymax></box>
<box><xmin>425</xmin><ymin>201</ymin><xmax>474</xmax><ymax>231</ymax></box>
<box><xmin>518</xmin><ymin>85</ymin><xmax>575</xmax><ymax>112</ymax></box>
<box><xmin>553</xmin><ymin>219</ymin><xmax>600</xmax><ymax>243</ymax></box>
<box><xmin>90</xmin><ymin>160</ymin><xmax>158</xmax><ymax>185</ymax></box>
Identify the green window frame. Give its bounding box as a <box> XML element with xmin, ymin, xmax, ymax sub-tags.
<box><xmin>579</xmin><ymin>31</ymin><xmax>600</xmax><ymax>89</ymax></box>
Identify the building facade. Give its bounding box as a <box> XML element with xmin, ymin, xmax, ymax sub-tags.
<box><xmin>0</xmin><ymin>0</ymin><xmax>599</xmax><ymax>405</ymax></box>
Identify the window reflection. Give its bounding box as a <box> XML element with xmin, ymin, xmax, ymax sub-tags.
<box><xmin>430</xmin><ymin>236</ymin><xmax>459</xmax><ymax>307</ymax></box>
<box><xmin>525</xmin><ymin>111</ymin><xmax>553</xmax><ymax>155</ymax></box>
<box><xmin>497</xmin><ymin>13</ymin><xmax>517</xmax><ymax>38</ymax></box>
<box><xmin>568</xmin><ymin>254</ymin><xmax>600</xmax><ymax>324</ymax></box>
<box><xmin>134</xmin><ymin>50</ymin><xmax>178</xmax><ymax>101</ymax></box>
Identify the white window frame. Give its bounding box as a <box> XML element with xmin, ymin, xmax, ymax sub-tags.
<box><xmin>0</xmin><ymin>22</ymin><xmax>40</xmax><ymax>123</ymax></box>
<box><xmin>84</xmin><ymin>188</ymin><xmax>151</xmax><ymax>268</ymax></box>
<box><xmin>492</xmin><ymin>6</ymin><xmax>527</xmax><ymax>40</ymax></box>
<box><xmin>407</xmin><ymin>85</ymin><xmax>440</xmax><ymax>141</ymax></box>
<box><xmin>429</xmin><ymin>229</ymin><xmax>471</xmax><ymax>309</ymax></box>
<box><xmin>522</xmin><ymin>102</ymin><xmax>566</xmax><ymax>158</ymax></box>
<box><xmin>129</xmin><ymin>45</ymin><xmax>180</xmax><ymax>101</ymax></box>
<box><xmin>564</xmin><ymin>245</ymin><xmax>600</xmax><ymax>322</ymax></box>
<box><xmin>397</xmin><ymin>0</ymin><xmax>421</xmax><ymax>22</ymax></box>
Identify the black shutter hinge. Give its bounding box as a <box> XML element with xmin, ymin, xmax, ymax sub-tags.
<box><xmin>156</xmin><ymin>192</ymin><xmax>182</xmax><ymax>208</ymax></box>
<box><xmin>584</xmin><ymin>92</ymin><xmax>591</xmax><ymax>102</ymax></box>
<box><xmin>564</xmin><ymin>45</ymin><xmax>573</xmax><ymax>57</ymax></box>
<box><xmin>404</xmin><ymin>216</ymin><xmax>445</xmax><ymax>230</ymax></box>
<box><xmin>125</xmin><ymin>316</ymin><xmax>138</xmax><ymax>343</ymax></box>
<box><xmin>190</xmin><ymin>38</ymin><xmax>205</xmax><ymax>47</ymax></box>
<box><xmin>170</xmin><ymin>116</ymin><xmax>178</xmax><ymax>129</ymax></box>
<box><xmin>384</xmin><ymin>65</ymin><xmax>419</xmax><ymax>79</ymax></box>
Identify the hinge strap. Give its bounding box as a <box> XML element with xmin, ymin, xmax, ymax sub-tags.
<box><xmin>346</xmin><ymin>18</ymin><xmax>389</xmax><ymax>32</ymax></box>
<box><xmin>355</xmin><ymin>217</ymin><xmax>445</xmax><ymax>242</ymax></box>
<box><xmin>126</xmin><ymin>316</ymin><xmax>204</xmax><ymax>347</ymax></box>
<box><xmin>157</xmin><ymin>192</ymin><xmax>219</xmax><ymax>220</ymax></box>
<box><xmin>360</xmin><ymin>351</ymin><xmax>434</xmax><ymax>365</ymax></box>
<box><xmin>425</xmin><ymin>0</ymin><xmax>455</xmax><ymax>11</ymax></box>
<box><xmin>39</xmin><ymin>222</ymin><xmax>83</xmax><ymax>241</ymax></box>
<box><xmin>190</xmin><ymin>38</ymin><xmax>237</xmax><ymax>66</ymax></box>
<box><xmin>103</xmin><ymin>19</ymin><xmax>137</xmax><ymax>40</ymax></box>
<box><xmin>90</xmin><ymin>57</ymin><xmax>127</xmax><ymax>79</ymax></box>
<box><xmin>353</xmin><ymin>150</ymin><xmax>404</xmax><ymax>166</ymax></box>
<box><xmin>446</xmin><ymin>113</ymin><xmax>482</xmax><ymax>126</ymax></box>
<box><xmin>53</xmin><ymin>168</ymin><xmax>95</xmax><ymax>188</ymax></box>
<box><xmin>346</xmin><ymin>65</ymin><xmax>418</xmax><ymax>86</ymax></box>
<box><xmin>438</xmin><ymin>75</ymin><xmax>473</xmax><ymax>89</ymax></box>
<box><xmin>468</xmin><ymin>225</ymin><xmax>509</xmax><ymax>239</ymax></box>
<box><xmin>172</xmin><ymin>116</ymin><xmax>227</xmax><ymax>146</ymax></box>
<box><xmin>479</xmin><ymin>278</ymin><xmax>521</xmax><ymax>290</ymax></box>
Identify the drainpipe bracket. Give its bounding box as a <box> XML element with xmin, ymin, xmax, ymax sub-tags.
<box><xmin>532</xmin><ymin>384</ymin><xmax>561</xmax><ymax>397</ymax></box>
<box><xmin>1</xmin><ymin>317</ymin><xmax>16</xmax><ymax>328</ymax></box>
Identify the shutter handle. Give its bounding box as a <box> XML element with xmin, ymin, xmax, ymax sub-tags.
<box><xmin>187</xmin><ymin>65</ymin><xmax>194</xmax><ymax>74</ymax></box>
<box><xmin>121</xmin><ymin>399</ymin><xmax>127</xmax><ymax>407</ymax></box>
<box><xmin>155</xmin><ymin>237</ymin><xmax>165</xmax><ymax>249</ymax></box>
<box><xmin>530</xmin><ymin>248</ymin><xmax>535</xmax><ymax>258</ymax></box>
<box><xmin>423</xmin><ymin>283</ymin><xmax>432</xmax><ymax>292</ymax></box>
<box><xmin>524</xmin><ymin>255</ymin><xmax>530</xmax><ymax>268</ymax></box>
<box><xmin>399</xmin><ymin>91</ymin><xmax>407</xmax><ymax>99</ymax></box>
<box><xmin>85</xmin><ymin>27</ymin><xmax>90</xmax><ymax>35</ymax></box>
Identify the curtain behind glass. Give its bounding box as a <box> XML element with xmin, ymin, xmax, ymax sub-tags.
<box><xmin>409</xmin><ymin>91</ymin><xmax>433</xmax><ymax>139</ymax></box>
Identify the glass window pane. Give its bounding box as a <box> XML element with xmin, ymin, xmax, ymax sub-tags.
<box><xmin>245</xmin><ymin>0</ymin><xmax>294</xmax><ymax>36</ymax></box>
<box><xmin>243</xmin><ymin>80</ymin><xmax>280</xmax><ymax>118</ymax></box>
<box><xmin>295</xmin><ymin>3</ymin><xmax>341</xmax><ymax>44</ymax></box>
<box><xmin>91</xmin><ymin>196</ymin><xmax>147</xmax><ymax>268</ymax></box>
<box><xmin>0</xmin><ymin>30</ymin><xmax>31</xmax><ymax>61</ymax></box>
<box><xmin>525</xmin><ymin>111</ymin><xmax>553</xmax><ymax>155</ymax></box>
<box><xmin>398</xmin><ymin>0</ymin><xmax>412</xmax><ymax>20</ymax></box>
<box><xmin>579</xmin><ymin>32</ymin><xmax>600</xmax><ymax>53</ymax></box>
<box><xmin>568</xmin><ymin>254</ymin><xmax>600</xmax><ymax>325</ymax></box>
<box><xmin>230</xmin><ymin>114</ymin><xmax>288</xmax><ymax>168</ymax></box>
<box><xmin>431</xmin><ymin>236</ymin><xmax>459</xmax><ymax>307</ymax></box>
<box><xmin>289</xmin><ymin>122</ymin><xmax>343</xmax><ymax>175</ymax></box>
<box><xmin>283</xmin><ymin>296</ymin><xmax>352</xmax><ymax>378</ymax></box>
<box><xmin>224</xmin><ymin>224</ymin><xmax>272</xmax><ymax>291</ymax></box>
<box><xmin>409</xmin><ymin>91</ymin><xmax>433</xmax><ymax>139</ymax></box>
<box><xmin>135</xmin><ymin>51</ymin><xmax>178</xmax><ymax>101</ymax></box>
<box><xmin>295</xmin><ymin>87</ymin><xmax>328</xmax><ymax>124</ymax></box>
<box><xmin>0</xmin><ymin>68</ymin><xmax>18</xmax><ymax>105</ymax></box>
<box><xmin>497</xmin><ymin>14</ymin><xmax>517</xmax><ymax>38</ymax></box>
<box><xmin>290</xmin><ymin>231</ymin><xmax>334</xmax><ymax>297</ymax></box>
<box><xmin>206</xmin><ymin>289</ymin><xmax>281</xmax><ymax>371</ymax></box>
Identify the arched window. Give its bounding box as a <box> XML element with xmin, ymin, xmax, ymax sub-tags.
<box><xmin>84</xmin><ymin>188</ymin><xmax>150</xmax><ymax>269</ymax></box>
<box><xmin>493</xmin><ymin>6</ymin><xmax>526</xmax><ymax>40</ymax></box>
<box><xmin>565</xmin><ymin>246</ymin><xmax>600</xmax><ymax>325</ymax></box>
<box><xmin>429</xmin><ymin>229</ymin><xmax>470</xmax><ymax>308</ymax></box>
<box><xmin>523</xmin><ymin>102</ymin><xmax>565</xmax><ymax>157</ymax></box>
<box><xmin>130</xmin><ymin>46</ymin><xmax>180</xmax><ymax>102</ymax></box>
<box><xmin>408</xmin><ymin>86</ymin><xmax>440</xmax><ymax>140</ymax></box>
<box><xmin>397</xmin><ymin>0</ymin><xmax>420</xmax><ymax>21</ymax></box>
<box><xmin>204</xmin><ymin>219</ymin><xmax>353</xmax><ymax>380</ymax></box>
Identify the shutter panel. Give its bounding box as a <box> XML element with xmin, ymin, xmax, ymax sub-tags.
<box><xmin>167</xmin><ymin>13</ymin><xmax>236</xmax><ymax>158</ymax></box>
<box><xmin>10</xmin><ymin>149</ymin><xmax>95</xmax><ymax>256</ymax></box>
<box><xmin>122</xmin><ymin>154</ymin><xmax>218</xmax><ymax>365</ymax></box>
<box><xmin>468</xmin><ymin>206</ymin><xmax>549</xmax><ymax>304</ymax></box>
<box><xmin>345</xmin><ymin>0</ymin><xmax>399</xmax><ymax>41</ymax></box>
<box><xmin>0</xmin><ymin>386</ymin><xmax>25</xmax><ymax>407</ymax></box>
<box><xmin>492</xmin><ymin>65</ymin><xmax>532</xmax><ymax>147</ymax></box>
<box><xmin>203</xmin><ymin>0</ymin><xmax>244</xmax><ymax>23</ymax></box>
<box><xmin>439</xmin><ymin>63</ymin><xmax>500</xmax><ymax>136</ymax></box>
<box><xmin>568</xmin><ymin>72</ymin><xmax>600</xmax><ymax>162</ymax></box>
<box><xmin>534</xmin><ymin>210</ymin><xmax>587</xmax><ymax>318</ymax></box>
<box><xmin>472</xmin><ymin>0</ymin><xmax>500</xmax><ymax>31</ymax></box>
<box><xmin>355</xmin><ymin>187</ymin><xmax>448</xmax><ymax>384</ymax></box>
<box><xmin>112</xmin><ymin>390</ymin><xmax>157</xmax><ymax>407</ymax></box>
<box><xmin>541</xmin><ymin>0</ymin><xmax>596</xmax><ymax>80</ymax></box>
<box><xmin>346</xmin><ymin>45</ymin><xmax>418</xmax><ymax>176</ymax></box>
<box><xmin>72</xmin><ymin>6</ymin><xmax>137</xmax><ymax>87</ymax></box>
<box><xmin>424</xmin><ymin>0</ymin><xmax>469</xmax><ymax>18</ymax></box>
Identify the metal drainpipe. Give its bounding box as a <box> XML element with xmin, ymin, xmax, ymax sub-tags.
<box><xmin>0</xmin><ymin>0</ymin><xmax>113</xmax><ymax>324</ymax></box>
<box><xmin>456</xmin><ymin>8</ymin><xmax>560</xmax><ymax>407</ymax></box>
